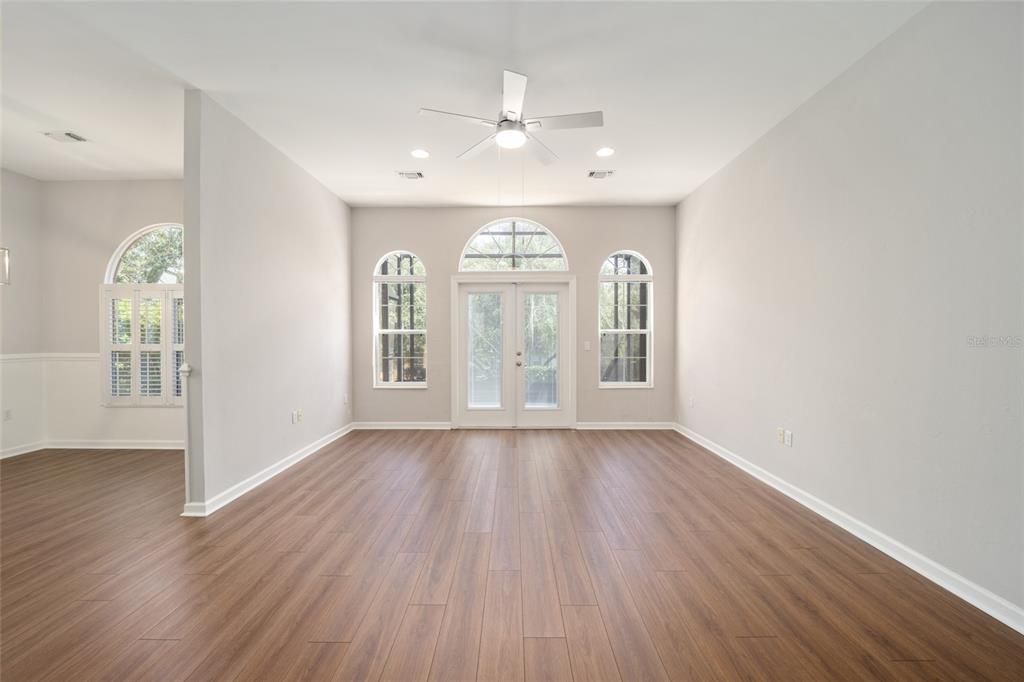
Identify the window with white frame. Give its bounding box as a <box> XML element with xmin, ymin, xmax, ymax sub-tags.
<box><xmin>598</xmin><ymin>251</ymin><xmax>652</xmax><ymax>387</ymax></box>
<box><xmin>374</xmin><ymin>251</ymin><xmax>427</xmax><ymax>386</ymax></box>
<box><xmin>460</xmin><ymin>218</ymin><xmax>567</xmax><ymax>271</ymax></box>
<box><xmin>100</xmin><ymin>224</ymin><xmax>184</xmax><ymax>406</ymax></box>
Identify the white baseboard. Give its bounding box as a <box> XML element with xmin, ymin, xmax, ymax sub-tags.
<box><xmin>0</xmin><ymin>441</ymin><xmax>48</xmax><ymax>459</ymax></box>
<box><xmin>576</xmin><ymin>421</ymin><xmax>677</xmax><ymax>430</ymax></box>
<box><xmin>1</xmin><ymin>439</ymin><xmax>184</xmax><ymax>459</ymax></box>
<box><xmin>47</xmin><ymin>439</ymin><xmax>184</xmax><ymax>450</ymax></box>
<box><xmin>180</xmin><ymin>423</ymin><xmax>354</xmax><ymax>518</ymax></box>
<box><xmin>351</xmin><ymin>421</ymin><xmax>452</xmax><ymax>430</ymax></box>
<box><xmin>673</xmin><ymin>423</ymin><xmax>1024</xmax><ymax>636</ymax></box>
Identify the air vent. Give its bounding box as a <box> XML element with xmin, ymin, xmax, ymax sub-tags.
<box><xmin>587</xmin><ymin>170</ymin><xmax>615</xmax><ymax>179</ymax></box>
<box><xmin>397</xmin><ymin>171</ymin><xmax>424</xmax><ymax>180</ymax></box>
<box><xmin>43</xmin><ymin>131</ymin><xmax>88</xmax><ymax>143</ymax></box>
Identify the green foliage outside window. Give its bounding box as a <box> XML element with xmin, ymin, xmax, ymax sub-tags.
<box><xmin>115</xmin><ymin>226</ymin><xmax>184</xmax><ymax>284</ymax></box>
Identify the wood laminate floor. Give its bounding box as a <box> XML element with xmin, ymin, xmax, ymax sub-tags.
<box><xmin>2</xmin><ymin>430</ymin><xmax>1022</xmax><ymax>680</ymax></box>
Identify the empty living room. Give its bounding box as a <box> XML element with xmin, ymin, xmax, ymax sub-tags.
<box><xmin>1</xmin><ymin>1</ymin><xmax>1022</xmax><ymax>679</ymax></box>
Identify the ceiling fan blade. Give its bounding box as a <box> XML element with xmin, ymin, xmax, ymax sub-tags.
<box><xmin>526</xmin><ymin>133</ymin><xmax>557</xmax><ymax>165</ymax></box>
<box><xmin>502</xmin><ymin>70</ymin><xmax>528</xmax><ymax>121</ymax></box>
<box><xmin>457</xmin><ymin>133</ymin><xmax>496</xmax><ymax>159</ymax></box>
<box><xmin>524</xmin><ymin>111</ymin><xmax>604</xmax><ymax>131</ymax></box>
<box><xmin>419</xmin><ymin>108</ymin><xmax>496</xmax><ymax>127</ymax></box>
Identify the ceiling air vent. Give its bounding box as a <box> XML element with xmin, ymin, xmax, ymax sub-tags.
<box><xmin>397</xmin><ymin>171</ymin><xmax>424</xmax><ymax>180</ymax></box>
<box><xmin>43</xmin><ymin>131</ymin><xmax>88</xmax><ymax>143</ymax></box>
<box><xmin>587</xmin><ymin>170</ymin><xmax>615</xmax><ymax>179</ymax></box>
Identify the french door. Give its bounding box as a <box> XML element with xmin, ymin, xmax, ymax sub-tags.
<box><xmin>454</xmin><ymin>281</ymin><xmax>574</xmax><ymax>428</ymax></box>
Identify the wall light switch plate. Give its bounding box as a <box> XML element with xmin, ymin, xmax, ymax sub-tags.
<box><xmin>583</xmin><ymin>340</ymin><xmax>592</xmax><ymax>352</ymax></box>
<box><xmin>784</xmin><ymin>430</ymin><xmax>793</xmax><ymax>447</ymax></box>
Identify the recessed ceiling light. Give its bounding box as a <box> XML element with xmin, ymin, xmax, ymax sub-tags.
<box><xmin>596</xmin><ymin>147</ymin><xmax>615</xmax><ymax>158</ymax></box>
<box><xmin>410</xmin><ymin>149</ymin><xmax>430</xmax><ymax>159</ymax></box>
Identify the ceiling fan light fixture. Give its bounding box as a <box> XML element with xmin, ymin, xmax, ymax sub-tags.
<box><xmin>421</xmin><ymin>70</ymin><xmax>604</xmax><ymax>160</ymax></box>
<box><xmin>410</xmin><ymin>148</ymin><xmax>430</xmax><ymax>159</ymax></box>
<box><xmin>495</xmin><ymin>121</ymin><xmax>527</xmax><ymax>149</ymax></box>
<box><xmin>596</xmin><ymin>146</ymin><xmax>615</xmax><ymax>157</ymax></box>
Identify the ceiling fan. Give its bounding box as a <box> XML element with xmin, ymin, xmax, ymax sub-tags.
<box><xmin>419</xmin><ymin>69</ymin><xmax>604</xmax><ymax>163</ymax></box>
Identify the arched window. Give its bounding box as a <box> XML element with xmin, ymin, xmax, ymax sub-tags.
<box><xmin>109</xmin><ymin>224</ymin><xmax>183</xmax><ymax>284</ymax></box>
<box><xmin>598</xmin><ymin>251</ymin><xmax>652</xmax><ymax>387</ymax></box>
<box><xmin>100</xmin><ymin>224</ymin><xmax>184</xmax><ymax>406</ymax></box>
<box><xmin>460</xmin><ymin>218</ymin><xmax>567</xmax><ymax>271</ymax></box>
<box><xmin>374</xmin><ymin>251</ymin><xmax>427</xmax><ymax>386</ymax></box>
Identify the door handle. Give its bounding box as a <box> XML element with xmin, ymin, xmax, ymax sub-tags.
<box><xmin>516</xmin><ymin>361</ymin><xmax>523</xmax><ymax>367</ymax></box>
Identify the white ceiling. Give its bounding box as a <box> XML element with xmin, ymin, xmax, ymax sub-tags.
<box><xmin>2</xmin><ymin>1</ymin><xmax>923</xmax><ymax>206</ymax></box>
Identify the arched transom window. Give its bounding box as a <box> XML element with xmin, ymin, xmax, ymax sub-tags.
<box><xmin>101</xmin><ymin>224</ymin><xmax>185</xmax><ymax>406</ymax></box>
<box><xmin>110</xmin><ymin>223</ymin><xmax>183</xmax><ymax>284</ymax></box>
<box><xmin>374</xmin><ymin>251</ymin><xmax>427</xmax><ymax>386</ymax></box>
<box><xmin>460</xmin><ymin>218</ymin><xmax>567</xmax><ymax>271</ymax></box>
<box><xmin>598</xmin><ymin>251</ymin><xmax>652</xmax><ymax>387</ymax></box>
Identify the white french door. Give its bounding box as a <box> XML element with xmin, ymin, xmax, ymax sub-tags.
<box><xmin>453</xmin><ymin>280</ymin><xmax>574</xmax><ymax>428</ymax></box>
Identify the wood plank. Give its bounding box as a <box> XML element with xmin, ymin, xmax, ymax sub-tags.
<box><xmin>411</xmin><ymin>500</ymin><xmax>469</xmax><ymax>605</ymax></box>
<box><xmin>334</xmin><ymin>552</ymin><xmax>426</xmax><ymax>681</ymax></box>
<box><xmin>524</xmin><ymin>638</ymin><xmax>574</xmax><ymax>682</ymax></box>
<box><xmin>562</xmin><ymin>604</ymin><xmax>622</xmax><ymax>682</ymax></box>
<box><xmin>490</xmin><ymin>484</ymin><xmax>521</xmax><ymax>571</ymax></box>
<box><xmin>380</xmin><ymin>605</ymin><xmax>445</xmax><ymax>682</ymax></box>
<box><xmin>614</xmin><ymin>548</ymin><xmax>740</xmax><ymax>679</ymax></box>
<box><xmin>467</xmin><ymin>469</ymin><xmax>499</xmax><ymax>532</ymax></box>
<box><xmin>478</xmin><ymin>570</ymin><xmax>525</xmax><ymax>682</ymax></box>
<box><xmin>520</xmin><ymin>512</ymin><xmax>565</xmax><ymax>637</ymax></box>
<box><xmin>280</xmin><ymin>643</ymin><xmax>350</xmax><ymax>681</ymax></box>
<box><xmin>427</xmin><ymin>532</ymin><xmax>491</xmax><ymax>681</ymax></box>
<box><xmin>544</xmin><ymin>498</ymin><xmax>598</xmax><ymax>605</ymax></box>
<box><xmin>576</xmin><ymin>531</ymin><xmax>669</xmax><ymax>681</ymax></box>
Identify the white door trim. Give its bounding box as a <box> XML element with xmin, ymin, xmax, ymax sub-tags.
<box><xmin>450</xmin><ymin>273</ymin><xmax>576</xmax><ymax>429</ymax></box>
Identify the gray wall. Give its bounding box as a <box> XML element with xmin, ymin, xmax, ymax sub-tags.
<box><xmin>185</xmin><ymin>91</ymin><xmax>352</xmax><ymax>503</ymax></box>
<box><xmin>1</xmin><ymin>170</ymin><xmax>44</xmax><ymax>354</ymax></box>
<box><xmin>676</xmin><ymin>1</ymin><xmax>1023</xmax><ymax>608</ymax></box>
<box><xmin>40</xmin><ymin>179</ymin><xmax>183</xmax><ymax>352</ymax></box>
<box><xmin>352</xmin><ymin>206</ymin><xmax>676</xmax><ymax>425</ymax></box>
<box><xmin>0</xmin><ymin>172</ymin><xmax>183</xmax><ymax>354</ymax></box>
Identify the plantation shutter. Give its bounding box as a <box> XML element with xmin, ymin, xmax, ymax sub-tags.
<box><xmin>100</xmin><ymin>285</ymin><xmax>184</xmax><ymax>406</ymax></box>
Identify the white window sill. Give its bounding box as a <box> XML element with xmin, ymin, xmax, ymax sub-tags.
<box><xmin>598</xmin><ymin>382</ymin><xmax>654</xmax><ymax>389</ymax></box>
<box><xmin>101</xmin><ymin>402</ymin><xmax>185</xmax><ymax>408</ymax></box>
<box><xmin>373</xmin><ymin>383</ymin><xmax>429</xmax><ymax>390</ymax></box>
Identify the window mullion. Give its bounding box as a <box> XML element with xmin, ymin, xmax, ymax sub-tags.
<box><xmin>162</xmin><ymin>291</ymin><xmax>172</xmax><ymax>405</ymax></box>
<box><xmin>131</xmin><ymin>289</ymin><xmax>141</xmax><ymax>405</ymax></box>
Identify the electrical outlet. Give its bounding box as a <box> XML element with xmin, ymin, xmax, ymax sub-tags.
<box><xmin>296</xmin><ymin>409</ymin><xmax>303</xmax><ymax>423</ymax></box>
<box><xmin>583</xmin><ymin>340</ymin><xmax>592</xmax><ymax>352</ymax></box>
<box><xmin>2</xmin><ymin>409</ymin><xmax>11</xmax><ymax>422</ymax></box>
<box><xmin>689</xmin><ymin>396</ymin><xmax>695</xmax><ymax>408</ymax></box>
<box><xmin>777</xmin><ymin>427</ymin><xmax>785</xmax><ymax>444</ymax></box>
<box><xmin>343</xmin><ymin>393</ymin><xmax>349</xmax><ymax>405</ymax></box>
<box><xmin>784</xmin><ymin>430</ymin><xmax>793</xmax><ymax>447</ymax></box>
